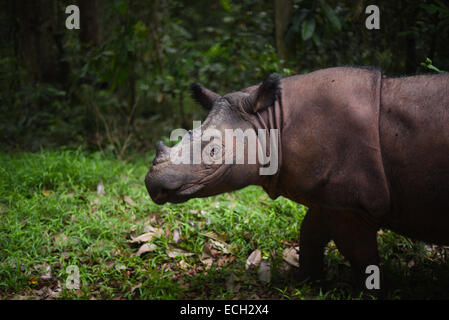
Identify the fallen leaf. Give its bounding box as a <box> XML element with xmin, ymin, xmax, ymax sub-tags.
<box><xmin>200</xmin><ymin>242</ymin><xmax>216</xmax><ymax>269</ymax></box>
<box><xmin>34</xmin><ymin>285</ymin><xmax>61</xmax><ymax>300</ymax></box>
<box><xmin>97</xmin><ymin>181</ymin><xmax>105</xmax><ymax>196</ymax></box>
<box><xmin>166</xmin><ymin>247</ymin><xmax>195</xmax><ymax>258</ymax></box>
<box><xmin>202</xmin><ymin>241</ymin><xmax>220</xmax><ymax>257</ymax></box>
<box><xmin>201</xmin><ymin>257</ymin><xmax>214</xmax><ymax>270</ymax></box>
<box><xmin>128</xmin><ymin>227</ymin><xmax>162</xmax><ymax>243</ymax></box>
<box><xmin>216</xmin><ymin>255</ymin><xmax>229</xmax><ymax>267</ymax></box>
<box><xmin>280</xmin><ymin>240</ymin><xmax>299</xmax><ymax>246</ymax></box>
<box><xmin>173</xmin><ymin>229</ymin><xmax>180</xmax><ymax>244</ymax></box>
<box><xmin>115</xmin><ymin>264</ymin><xmax>127</xmax><ymax>271</ymax></box>
<box><xmin>178</xmin><ymin>260</ymin><xmax>190</xmax><ymax>270</ymax></box>
<box><xmin>202</xmin><ymin>231</ymin><xmax>229</xmax><ymax>242</ymax></box>
<box><xmin>150</xmin><ymin>214</ymin><xmax>160</xmax><ymax>225</ymax></box>
<box><xmin>246</xmin><ymin>249</ymin><xmax>262</xmax><ymax>270</ymax></box>
<box><xmin>210</xmin><ymin>239</ymin><xmax>233</xmax><ymax>254</ymax></box>
<box><xmin>133</xmin><ymin>243</ymin><xmax>157</xmax><ymax>257</ymax></box>
<box><xmin>123</xmin><ymin>195</ymin><xmax>137</xmax><ymax>207</ymax></box>
<box><xmin>54</xmin><ymin>233</ymin><xmax>69</xmax><ymax>246</ymax></box>
<box><xmin>39</xmin><ymin>264</ymin><xmax>52</xmax><ymax>283</ymax></box>
<box><xmin>131</xmin><ymin>283</ymin><xmax>142</xmax><ymax>293</ymax></box>
<box><xmin>143</xmin><ymin>224</ymin><xmax>159</xmax><ymax>233</ymax></box>
<box><xmin>283</xmin><ymin>247</ymin><xmax>299</xmax><ymax>268</ymax></box>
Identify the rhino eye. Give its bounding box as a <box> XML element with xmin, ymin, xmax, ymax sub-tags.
<box><xmin>203</xmin><ymin>142</ymin><xmax>222</xmax><ymax>165</ymax></box>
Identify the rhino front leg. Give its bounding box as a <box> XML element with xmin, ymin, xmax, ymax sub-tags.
<box><xmin>324</xmin><ymin>209</ymin><xmax>381</xmax><ymax>296</ymax></box>
<box><xmin>297</xmin><ymin>207</ymin><xmax>331</xmax><ymax>282</ymax></box>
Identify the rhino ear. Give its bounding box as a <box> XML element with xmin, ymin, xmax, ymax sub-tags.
<box><xmin>245</xmin><ymin>74</ymin><xmax>281</xmax><ymax>113</ymax></box>
<box><xmin>190</xmin><ymin>82</ymin><xmax>221</xmax><ymax>110</ymax></box>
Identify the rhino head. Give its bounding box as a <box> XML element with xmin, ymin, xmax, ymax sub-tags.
<box><xmin>145</xmin><ymin>75</ymin><xmax>281</xmax><ymax>205</ymax></box>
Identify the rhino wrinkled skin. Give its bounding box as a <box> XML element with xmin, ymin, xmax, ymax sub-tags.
<box><xmin>146</xmin><ymin>67</ymin><xmax>449</xmax><ymax>293</ymax></box>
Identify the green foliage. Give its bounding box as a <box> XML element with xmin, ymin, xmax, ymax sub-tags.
<box><xmin>0</xmin><ymin>150</ymin><xmax>306</xmax><ymax>299</ymax></box>
<box><xmin>2</xmin><ymin>0</ymin><xmax>449</xmax><ymax>151</ymax></box>
<box><xmin>421</xmin><ymin>58</ymin><xmax>446</xmax><ymax>73</ymax></box>
<box><xmin>2</xmin><ymin>150</ymin><xmax>449</xmax><ymax>299</ymax></box>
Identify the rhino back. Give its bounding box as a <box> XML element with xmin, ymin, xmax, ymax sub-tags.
<box><xmin>380</xmin><ymin>74</ymin><xmax>449</xmax><ymax>243</ymax></box>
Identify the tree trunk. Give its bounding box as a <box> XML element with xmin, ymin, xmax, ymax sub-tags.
<box><xmin>13</xmin><ymin>0</ymin><xmax>66</xmax><ymax>85</ymax></box>
<box><xmin>274</xmin><ymin>0</ymin><xmax>294</xmax><ymax>62</ymax></box>
<box><xmin>78</xmin><ymin>0</ymin><xmax>99</xmax><ymax>47</ymax></box>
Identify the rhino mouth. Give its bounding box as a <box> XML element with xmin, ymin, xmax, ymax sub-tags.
<box><xmin>151</xmin><ymin>183</ymin><xmax>205</xmax><ymax>205</ymax></box>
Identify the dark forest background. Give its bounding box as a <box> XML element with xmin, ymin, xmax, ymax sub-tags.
<box><xmin>1</xmin><ymin>0</ymin><xmax>448</xmax><ymax>156</ymax></box>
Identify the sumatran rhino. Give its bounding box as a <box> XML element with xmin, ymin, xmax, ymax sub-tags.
<box><xmin>145</xmin><ymin>67</ymin><xmax>449</xmax><ymax>293</ymax></box>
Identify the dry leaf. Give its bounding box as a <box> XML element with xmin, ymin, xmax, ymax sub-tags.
<box><xmin>178</xmin><ymin>260</ymin><xmax>190</xmax><ymax>270</ymax></box>
<box><xmin>123</xmin><ymin>195</ymin><xmax>137</xmax><ymax>207</ymax></box>
<box><xmin>150</xmin><ymin>214</ymin><xmax>159</xmax><ymax>225</ymax></box>
<box><xmin>115</xmin><ymin>264</ymin><xmax>127</xmax><ymax>271</ymax></box>
<box><xmin>131</xmin><ymin>283</ymin><xmax>142</xmax><ymax>293</ymax></box>
<box><xmin>216</xmin><ymin>255</ymin><xmax>229</xmax><ymax>267</ymax></box>
<box><xmin>35</xmin><ymin>286</ymin><xmax>61</xmax><ymax>299</ymax></box>
<box><xmin>201</xmin><ymin>257</ymin><xmax>214</xmax><ymax>270</ymax></box>
<box><xmin>246</xmin><ymin>249</ymin><xmax>262</xmax><ymax>270</ymax></box>
<box><xmin>143</xmin><ymin>224</ymin><xmax>159</xmax><ymax>233</ymax></box>
<box><xmin>166</xmin><ymin>247</ymin><xmax>195</xmax><ymax>258</ymax></box>
<box><xmin>202</xmin><ymin>241</ymin><xmax>219</xmax><ymax>258</ymax></box>
<box><xmin>200</xmin><ymin>242</ymin><xmax>216</xmax><ymax>269</ymax></box>
<box><xmin>39</xmin><ymin>264</ymin><xmax>52</xmax><ymax>283</ymax></box>
<box><xmin>54</xmin><ymin>233</ymin><xmax>69</xmax><ymax>246</ymax></box>
<box><xmin>173</xmin><ymin>229</ymin><xmax>180</xmax><ymax>244</ymax></box>
<box><xmin>210</xmin><ymin>239</ymin><xmax>233</xmax><ymax>254</ymax></box>
<box><xmin>283</xmin><ymin>247</ymin><xmax>299</xmax><ymax>268</ymax></box>
<box><xmin>97</xmin><ymin>181</ymin><xmax>105</xmax><ymax>196</ymax></box>
<box><xmin>201</xmin><ymin>232</ymin><xmax>233</xmax><ymax>254</ymax></box>
<box><xmin>202</xmin><ymin>231</ymin><xmax>229</xmax><ymax>242</ymax></box>
<box><xmin>128</xmin><ymin>227</ymin><xmax>162</xmax><ymax>243</ymax></box>
<box><xmin>133</xmin><ymin>243</ymin><xmax>157</xmax><ymax>257</ymax></box>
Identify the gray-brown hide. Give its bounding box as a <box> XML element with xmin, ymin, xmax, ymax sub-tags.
<box><xmin>145</xmin><ymin>67</ymin><xmax>449</xmax><ymax>292</ymax></box>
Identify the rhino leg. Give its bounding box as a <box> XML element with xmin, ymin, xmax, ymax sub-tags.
<box><xmin>297</xmin><ymin>207</ymin><xmax>331</xmax><ymax>282</ymax></box>
<box><xmin>324</xmin><ymin>209</ymin><xmax>381</xmax><ymax>297</ymax></box>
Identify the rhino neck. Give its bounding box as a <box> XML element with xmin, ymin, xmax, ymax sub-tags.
<box><xmin>250</xmin><ymin>92</ymin><xmax>284</xmax><ymax>199</ymax></box>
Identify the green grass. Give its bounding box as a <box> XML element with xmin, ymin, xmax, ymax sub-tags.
<box><xmin>1</xmin><ymin>149</ymin><xmax>449</xmax><ymax>300</ymax></box>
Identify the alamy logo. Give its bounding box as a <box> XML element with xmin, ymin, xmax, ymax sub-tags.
<box><xmin>65</xmin><ymin>265</ymin><xmax>80</xmax><ymax>290</ymax></box>
<box><xmin>365</xmin><ymin>265</ymin><xmax>380</xmax><ymax>290</ymax></box>
<box><xmin>168</xmin><ymin>121</ymin><xmax>279</xmax><ymax>176</ymax></box>
<box><xmin>65</xmin><ymin>5</ymin><xmax>80</xmax><ymax>30</ymax></box>
<box><xmin>365</xmin><ymin>5</ymin><xmax>380</xmax><ymax>30</ymax></box>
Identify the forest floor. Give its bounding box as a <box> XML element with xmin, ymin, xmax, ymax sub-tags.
<box><xmin>1</xmin><ymin>149</ymin><xmax>449</xmax><ymax>300</ymax></box>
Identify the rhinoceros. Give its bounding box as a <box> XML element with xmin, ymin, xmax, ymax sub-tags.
<box><xmin>145</xmin><ymin>67</ymin><xmax>449</xmax><ymax>293</ymax></box>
